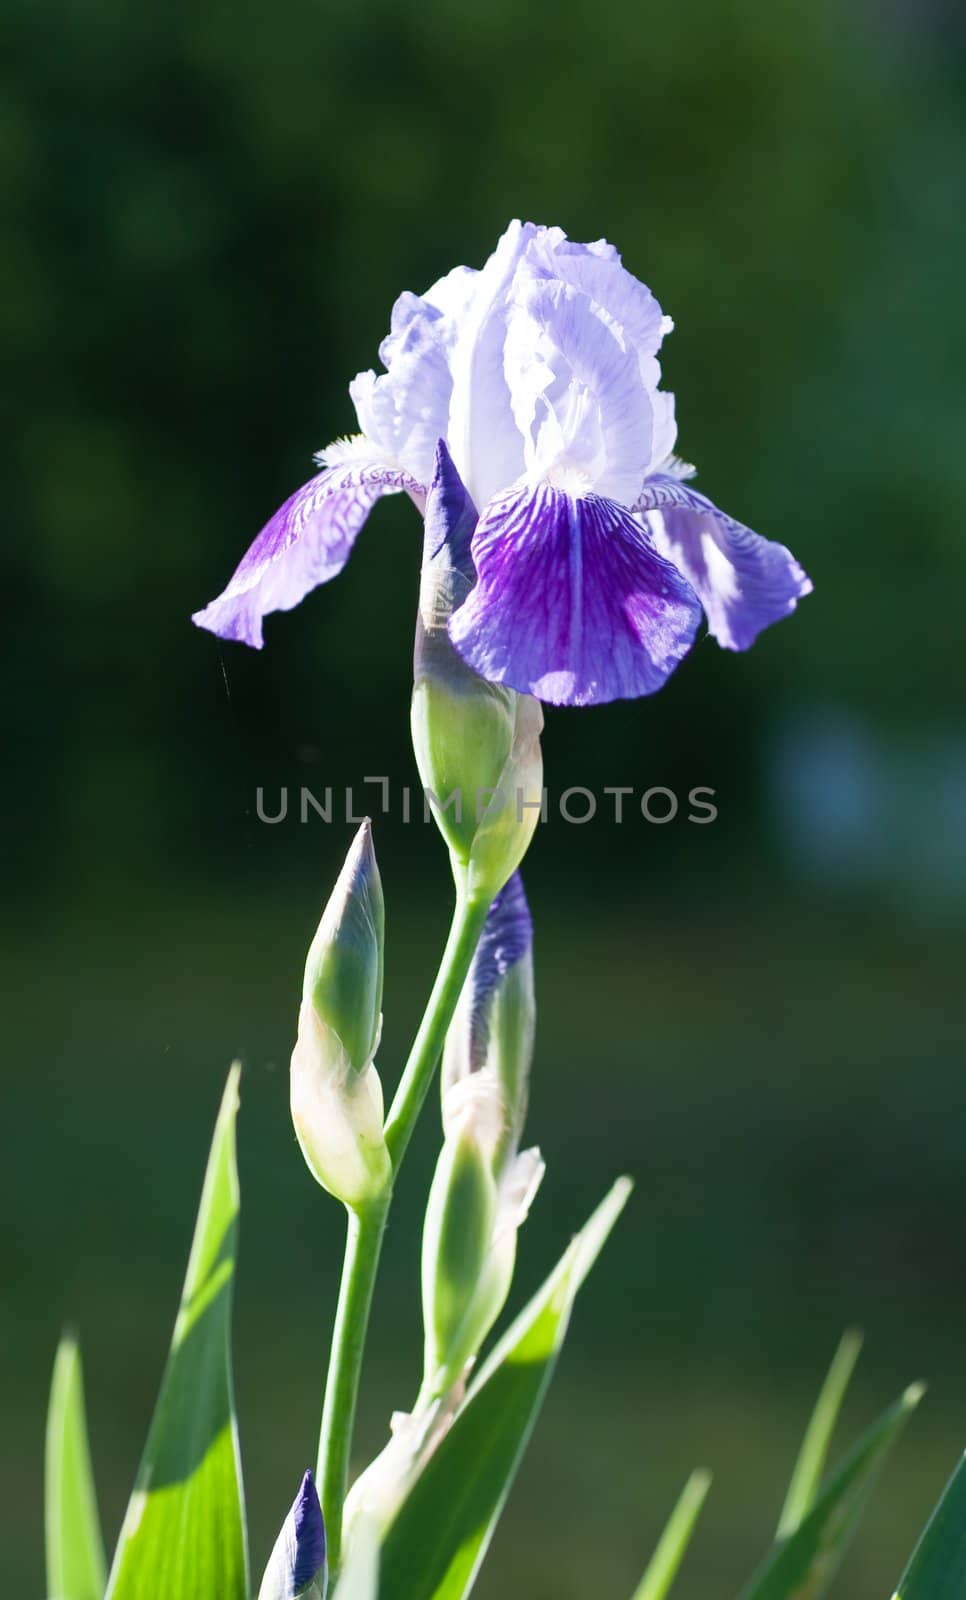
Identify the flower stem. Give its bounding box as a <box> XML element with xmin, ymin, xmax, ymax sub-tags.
<box><xmin>317</xmin><ymin>1197</ymin><xmax>389</xmax><ymax>1575</ymax></box>
<box><xmin>384</xmin><ymin>888</ymin><xmax>490</xmax><ymax>1165</ymax></box>
<box><xmin>316</xmin><ymin>886</ymin><xmax>489</xmax><ymax>1575</ymax></box>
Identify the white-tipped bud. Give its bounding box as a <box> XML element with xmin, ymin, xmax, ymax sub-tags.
<box><xmin>291</xmin><ymin>824</ymin><xmax>391</xmax><ymax>1210</ymax></box>
<box><xmin>411</xmin><ymin>442</ymin><xmax>544</xmax><ymax>903</ymax></box>
<box><xmin>291</xmin><ymin>1004</ymin><xmax>391</xmax><ymax>1210</ymax></box>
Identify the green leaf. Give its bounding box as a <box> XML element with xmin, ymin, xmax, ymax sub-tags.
<box><xmin>631</xmin><ymin>1469</ymin><xmax>711</xmax><ymax>1600</ymax></box>
<box><xmin>45</xmin><ymin>1334</ymin><xmax>107</xmax><ymax>1600</ymax></box>
<box><xmin>892</xmin><ymin>1451</ymin><xmax>966</xmax><ymax>1598</ymax></box>
<box><xmin>738</xmin><ymin>1382</ymin><xmax>923</xmax><ymax>1600</ymax></box>
<box><xmin>106</xmin><ymin>1066</ymin><xmax>249</xmax><ymax>1600</ymax></box>
<box><xmin>379</xmin><ymin>1177</ymin><xmax>632</xmax><ymax>1600</ymax></box>
<box><xmin>777</xmin><ymin>1329</ymin><xmax>863</xmax><ymax>1537</ymax></box>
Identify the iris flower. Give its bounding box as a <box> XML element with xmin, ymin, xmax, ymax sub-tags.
<box><xmin>194</xmin><ymin>221</ymin><xmax>811</xmax><ymax>705</ymax></box>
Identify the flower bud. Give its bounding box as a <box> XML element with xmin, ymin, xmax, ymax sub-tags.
<box><xmin>291</xmin><ymin>1007</ymin><xmax>391</xmax><ymax>1210</ymax></box>
<box><xmin>290</xmin><ymin>825</ymin><xmax>392</xmax><ymax>1210</ymax></box>
<box><xmin>411</xmin><ymin>441</ymin><xmax>544</xmax><ymax>902</ymax></box>
<box><xmin>442</xmin><ymin>871</ymin><xmax>534</xmax><ymax>1172</ymax></box>
<box><xmin>420</xmin><ymin>1079</ymin><xmax>544</xmax><ymax>1398</ymax></box>
<box><xmin>257</xmin><ymin>1470</ymin><xmax>327</xmax><ymax>1600</ymax></box>
<box><xmin>420</xmin><ymin>875</ymin><xmax>543</xmax><ymax>1397</ymax></box>
<box><xmin>420</xmin><ymin>1084</ymin><xmax>500</xmax><ymax>1389</ymax></box>
<box><xmin>303</xmin><ymin>819</ymin><xmax>383</xmax><ymax>1076</ymax></box>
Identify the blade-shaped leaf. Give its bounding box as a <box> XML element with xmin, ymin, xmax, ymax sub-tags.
<box><xmin>893</xmin><ymin>1452</ymin><xmax>966</xmax><ymax>1598</ymax></box>
<box><xmin>106</xmin><ymin>1066</ymin><xmax>248</xmax><ymax>1600</ymax></box>
<box><xmin>738</xmin><ymin>1383</ymin><xmax>923</xmax><ymax>1600</ymax></box>
<box><xmin>777</xmin><ymin>1328</ymin><xmax>863</xmax><ymax>1537</ymax></box>
<box><xmin>45</xmin><ymin>1334</ymin><xmax>107</xmax><ymax>1600</ymax></box>
<box><xmin>632</xmin><ymin>1469</ymin><xmax>711</xmax><ymax>1600</ymax></box>
<box><xmin>379</xmin><ymin>1177</ymin><xmax>632</xmax><ymax>1600</ymax></box>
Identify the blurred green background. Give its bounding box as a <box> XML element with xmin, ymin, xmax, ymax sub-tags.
<box><xmin>3</xmin><ymin>0</ymin><xmax>965</xmax><ymax>1592</ymax></box>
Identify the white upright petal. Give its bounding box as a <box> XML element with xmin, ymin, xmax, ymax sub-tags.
<box><xmin>423</xmin><ymin>263</ymin><xmax>483</xmax><ymax>322</ymax></box>
<box><xmin>524</xmin><ymin>229</ymin><xmax>672</xmax><ymax>391</ymax></box>
<box><xmin>505</xmin><ymin>274</ymin><xmax>654</xmax><ymax>506</ymax></box>
<box><xmin>441</xmin><ymin>219</ymin><xmax>536</xmax><ymax>504</ymax></box>
<box><xmin>347</xmin><ymin>221</ymin><xmax>679</xmax><ymax>512</ymax></box>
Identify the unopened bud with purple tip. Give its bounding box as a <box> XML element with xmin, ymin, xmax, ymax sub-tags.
<box><xmin>257</xmin><ymin>1470</ymin><xmax>327</xmax><ymax>1600</ymax></box>
<box><xmin>421</xmin><ymin>872</ymin><xmax>543</xmax><ymax>1398</ymax></box>
<box><xmin>291</xmin><ymin>823</ymin><xmax>392</xmax><ymax>1211</ymax></box>
<box><xmin>442</xmin><ymin>870</ymin><xmax>535</xmax><ymax>1172</ymax></box>
<box><xmin>345</xmin><ymin>875</ymin><xmax>543</xmax><ymax>1536</ymax></box>
<box><xmin>411</xmin><ymin>442</ymin><xmax>544</xmax><ymax>903</ymax></box>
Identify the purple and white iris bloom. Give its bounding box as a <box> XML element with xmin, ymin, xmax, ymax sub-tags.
<box><xmin>193</xmin><ymin>221</ymin><xmax>811</xmax><ymax>705</ymax></box>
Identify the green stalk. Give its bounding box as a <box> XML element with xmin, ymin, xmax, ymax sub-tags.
<box><xmin>384</xmin><ymin>887</ymin><xmax>490</xmax><ymax>1165</ymax></box>
<box><xmin>317</xmin><ymin>1198</ymin><xmax>389</xmax><ymax>1574</ymax></box>
<box><xmin>316</xmin><ymin>886</ymin><xmax>490</xmax><ymax>1576</ymax></box>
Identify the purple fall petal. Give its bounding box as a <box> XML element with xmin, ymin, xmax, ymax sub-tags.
<box><xmin>637</xmin><ymin>475</ymin><xmax>812</xmax><ymax>651</ymax></box>
<box><xmin>448</xmin><ymin>484</ymin><xmax>702</xmax><ymax>706</ymax></box>
<box><xmin>192</xmin><ymin>461</ymin><xmax>419</xmax><ymax>648</ymax></box>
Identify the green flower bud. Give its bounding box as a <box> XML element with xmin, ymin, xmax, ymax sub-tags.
<box><xmin>421</xmin><ymin>874</ymin><xmax>544</xmax><ymax>1395</ymax></box>
<box><xmin>290</xmin><ymin>824</ymin><xmax>391</xmax><ymax>1210</ymax></box>
<box><xmin>420</xmin><ymin>1081</ymin><xmax>500</xmax><ymax>1391</ymax></box>
<box><xmin>303</xmin><ymin>819</ymin><xmax>384</xmax><ymax>1076</ymax></box>
<box><xmin>346</xmin><ymin>877</ymin><xmax>544</xmax><ymax>1525</ymax></box>
<box><xmin>442</xmin><ymin>871</ymin><xmax>535</xmax><ymax>1173</ymax></box>
<box><xmin>412</xmin><ymin>443</ymin><xmax>544</xmax><ymax>903</ymax></box>
<box><xmin>484</xmin><ymin>939</ymin><xmax>535</xmax><ymax>1168</ymax></box>
<box><xmin>420</xmin><ymin>1078</ymin><xmax>543</xmax><ymax>1399</ymax></box>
